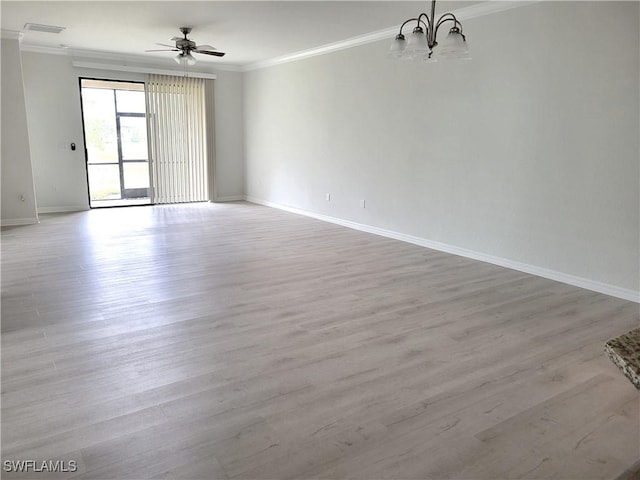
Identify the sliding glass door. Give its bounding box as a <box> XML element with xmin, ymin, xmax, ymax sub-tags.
<box><xmin>80</xmin><ymin>79</ymin><xmax>151</xmax><ymax>207</ymax></box>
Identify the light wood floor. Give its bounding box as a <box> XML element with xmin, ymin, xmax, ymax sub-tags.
<box><xmin>2</xmin><ymin>202</ymin><xmax>638</xmax><ymax>480</ymax></box>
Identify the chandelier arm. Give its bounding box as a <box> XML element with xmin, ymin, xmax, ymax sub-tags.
<box><xmin>399</xmin><ymin>17</ymin><xmax>419</xmax><ymax>35</ymax></box>
<box><xmin>417</xmin><ymin>12</ymin><xmax>436</xmax><ymax>48</ymax></box>
<box><xmin>417</xmin><ymin>13</ymin><xmax>433</xmax><ymax>34</ymax></box>
<box><xmin>435</xmin><ymin>13</ymin><xmax>459</xmax><ymax>29</ymax></box>
<box><xmin>434</xmin><ymin>14</ymin><xmax>461</xmax><ymax>39</ymax></box>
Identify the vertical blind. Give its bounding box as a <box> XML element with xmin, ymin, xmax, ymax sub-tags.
<box><xmin>145</xmin><ymin>74</ymin><xmax>212</xmax><ymax>204</ymax></box>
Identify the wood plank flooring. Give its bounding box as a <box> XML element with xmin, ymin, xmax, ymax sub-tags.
<box><xmin>1</xmin><ymin>201</ymin><xmax>638</xmax><ymax>479</ymax></box>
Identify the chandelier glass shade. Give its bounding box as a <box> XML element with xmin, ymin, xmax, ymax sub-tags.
<box><xmin>389</xmin><ymin>0</ymin><xmax>469</xmax><ymax>61</ymax></box>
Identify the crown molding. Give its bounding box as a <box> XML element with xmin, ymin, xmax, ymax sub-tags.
<box><xmin>453</xmin><ymin>0</ymin><xmax>538</xmax><ymax>21</ymax></box>
<box><xmin>243</xmin><ymin>0</ymin><xmax>539</xmax><ymax>72</ymax></box>
<box><xmin>20</xmin><ymin>43</ymin><xmax>69</xmax><ymax>55</ymax></box>
<box><xmin>1</xmin><ymin>29</ymin><xmax>24</xmax><ymax>41</ymax></box>
<box><xmin>243</xmin><ymin>27</ymin><xmax>399</xmax><ymax>72</ymax></box>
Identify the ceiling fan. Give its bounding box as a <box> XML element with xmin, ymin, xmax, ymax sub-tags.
<box><xmin>146</xmin><ymin>27</ymin><xmax>225</xmax><ymax>65</ymax></box>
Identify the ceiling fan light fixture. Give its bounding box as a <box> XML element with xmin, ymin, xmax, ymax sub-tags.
<box><xmin>174</xmin><ymin>52</ymin><xmax>197</xmax><ymax>66</ymax></box>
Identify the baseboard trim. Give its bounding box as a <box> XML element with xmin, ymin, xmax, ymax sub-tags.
<box><xmin>1</xmin><ymin>217</ymin><xmax>39</xmax><ymax>227</ymax></box>
<box><xmin>212</xmin><ymin>195</ymin><xmax>244</xmax><ymax>202</ymax></box>
<box><xmin>245</xmin><ymin>196</ymin><xmax>639</xmax><ymax>303</ymax></box>
<box><xmin>37</xmin><ymin>205</ymin><xmax>88</xmax><ymax>214</ymax></box>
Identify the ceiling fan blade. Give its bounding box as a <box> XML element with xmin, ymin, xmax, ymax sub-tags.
<box><xmin>170</xmin><ymin>36</ymin><xmax>182</xmax><ymax>41</ymax></box>
<box><xmin>195</xmin><ymin>45</ymin><xmax>216</xmax><ymax>51</ymax></box>
<box><xmin>145</xmin><ymin>49</ymin><xmax>179</xmax><ymax>52</ymax></box>
<box><xmin>156</xmin><ymin>43</ymin><xmax>176</xmax><ymax>48</ymax></box>
<box><xmin>194</xmin><ymin>50</ymin><xmax>226</xmax><ymax>57</ymax></box>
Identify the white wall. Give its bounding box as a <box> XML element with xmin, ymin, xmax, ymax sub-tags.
<box><xmin>244</xmin><ymin>1</ymin><xmax>640</xmax><ymax>299</ymax></box>
<box><xmin>21</xmin><ymin>53</ymin><xmax>91</xmax><ymax>212</ymax></box>
<box><xmin>20</xmin><ymin>52</ymin><xmax>245</xmax><ymax>211</ymax></box>
<box><xmin>1</xmin><ymin>35</ymin><xmax>39</xmax><ymax>225</ymax></box>
<box><xmin>211</xmin><ymin>67</ymin><xmax>244</xmax><ymax>200</ymax></box>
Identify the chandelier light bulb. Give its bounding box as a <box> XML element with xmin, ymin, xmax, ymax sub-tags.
<box><xmin>437</xmin><ymin>27</ymin><xmax>469</xmax><ymax>60</ymax></box>
<box><xmin>387</xmin><ymin>33</ymin><xmax>407</xmax><ymax>59</ymax></box>
<box><xmin>404</xmin><ymin>26</ymin><xmax>429</xmax><ymax>59</ymax></box>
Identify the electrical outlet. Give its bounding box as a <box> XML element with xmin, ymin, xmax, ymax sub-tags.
<box><xmin>326</xmin><ymin>193</ymin><xmax>331</xmax><ymax>201</ymax></box>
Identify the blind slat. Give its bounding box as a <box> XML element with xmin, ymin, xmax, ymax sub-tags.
<box><xmin>145</xmin><ymin>74</ymin><xmax>210</xmax><ymax>204</ymax></box>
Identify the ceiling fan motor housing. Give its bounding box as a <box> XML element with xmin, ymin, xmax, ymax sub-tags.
<box><xmin>149</xmin><ymin>26</ymin><xmax>225</xmax><ymax>59</ymax></box>
<box><xmin>177</xmin><ymin>38</ymin><xmax>196</xmax><ymax>51</ymax></box>
<box><xmin>176</xmin><ymin>27</ymin><xmax>195</xmax><ymax>52</ymax></box>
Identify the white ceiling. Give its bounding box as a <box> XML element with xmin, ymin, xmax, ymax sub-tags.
<box><xmin>1</xmin><ymin>1</ymin><xmax>479</xmax><ymax>68</ymax></box>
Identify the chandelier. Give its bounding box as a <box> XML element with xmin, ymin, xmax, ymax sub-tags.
<box><xmin>389</xmin><ymin>0</ymin><xmax>469</xmax><ymax>61</ymax></box>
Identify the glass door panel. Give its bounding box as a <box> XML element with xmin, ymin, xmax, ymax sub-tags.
<box><xmin>82</xmin><ymin>89</ymin><xmax>119</xmax><ymax>165</ymax></box>
<box><xmin>119</xmin><ymin>116</ymin><xmax>148</xmax><ymax>160</ymax></box>
<box><xmin>80</xmin><ymin>79</ymin><xmax>151</xmax><ymax>207</ymax></box>
<box><xmin>116</xmin><ymin>89</ymin><xmax>146</xmax><ymax>114</ymax></box>
<box><xmin>86</xmin><ymin>164</ymin><xmax>121</xmax><ymax>200</ymax></box>
<box><xmin>123</xmin><ymin>163</ymin><xmax>150</xmax><ymax>190</ymax></box>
